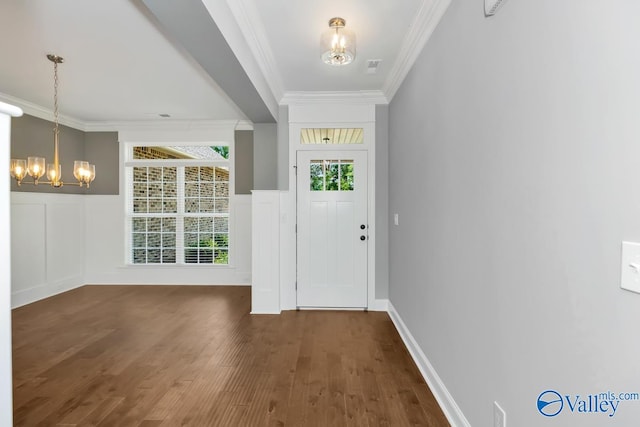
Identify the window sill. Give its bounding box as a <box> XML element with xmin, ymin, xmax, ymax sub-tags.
<box><xmin>119</xmin><ymin>264</ymin><xmax>235</xmax><ymax>269</ymax></box>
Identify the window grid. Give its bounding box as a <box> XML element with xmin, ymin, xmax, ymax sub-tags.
<box><xmin>127</xmin><ymin>160</ymin><xmax>230</xmax><ymax>265</ymax></box>
<box><xmin>310</xmin><ymin>159</ymin><xmax>355</xmax><ymax>192</ymax></box>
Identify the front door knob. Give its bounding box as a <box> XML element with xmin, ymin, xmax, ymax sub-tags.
<box><xmin>360</xmin><ymin>235</ymin><xmax>366</xmax><ymax>241</ymax></box>
<box><xmin>360</xmin><ymin>224</ymin><xmax>366</xmax><ymax>230</ymax></box>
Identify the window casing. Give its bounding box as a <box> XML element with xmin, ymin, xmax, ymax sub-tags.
<box><xmin>125</xmin><ymin>144</ymin><xmax>231</xmax><ymax>265</ymax></box>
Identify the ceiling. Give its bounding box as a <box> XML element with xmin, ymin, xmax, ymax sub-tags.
<box><xmin>0</xmin><ymin>0</ymin><xmax>449</xmax><ymax>128</ymax></box>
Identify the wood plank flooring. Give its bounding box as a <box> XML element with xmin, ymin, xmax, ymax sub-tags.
<box><xmin>12</xmin><ymin>285</ymin><xmax>449</xmax><ymax>426</ymax></box>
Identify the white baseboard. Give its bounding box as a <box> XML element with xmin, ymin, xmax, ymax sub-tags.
<box><xmin>387</xmin><ymin>302</ymin><xmax>470</xmax><ymax>427</ymax></box>
<box><xmin>12</xmin><ymin>275</ymin><xmax>84</xmax><ymax>309</ymax></box>
<box><xmin>369</xmin><ymin>298</ymin><xmax>389</xmax><ymax>311</ymax></box>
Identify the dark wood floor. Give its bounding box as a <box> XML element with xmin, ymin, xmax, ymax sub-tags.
<box><xmin>12</xmin><ymin>285</ymin><xmax>449</xmax><ymax>426</ymax></box>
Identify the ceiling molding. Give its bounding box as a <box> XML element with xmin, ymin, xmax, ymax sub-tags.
<box><xmin>0</xmin><ymin>92</ymin><xmax>87</xmax><ymax>131</ymax></box>
<box><xmin>223</xmin><ymin>0</ymin><xmax>284</xmax><ymax>102</ymax></box>
<box><xmin>382</xmin><ymin>0</ymin><xmax>452</xmax><ymax>101</ymax></box>
<box><xmin>85</xmin><ymin>119</ymin><xmax>254</xmax><ymax>133</ymax></box>
<box><xmin>281</xmin><ymin>91</ymin><xmax>388</xmax><ymax>106</ymax></box>
<box><xmin>0</xmin><ymin>92</ymin><xmax>254</xmax><ymax>133</ymax></box>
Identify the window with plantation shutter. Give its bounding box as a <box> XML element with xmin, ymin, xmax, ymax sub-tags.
<box><xmin>125</xmin><ymin>145</ymin><xmax>230</xmax><ymax>265</ymax></box>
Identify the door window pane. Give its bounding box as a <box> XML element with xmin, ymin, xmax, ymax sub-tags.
<box><xmin>309</xmin><ymin>160</ymin><xmax>355</xmax><ymax>192</ymax></box>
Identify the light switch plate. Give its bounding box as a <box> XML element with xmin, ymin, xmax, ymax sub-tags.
<box><xmin>621</xmin><ymin>242</ymin><xmax>640</xmax><ymax>294</ymax></box>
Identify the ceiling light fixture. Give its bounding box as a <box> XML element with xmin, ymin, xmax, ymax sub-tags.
<box><xmin>321</xmin><ymin>17</ymin><xmax>356</xmax><ymax>66</ymax></box>
<box><xmin>10</xmin><ymin>54</ymin><xmax>96</xmax><ymax>188</ymax></box>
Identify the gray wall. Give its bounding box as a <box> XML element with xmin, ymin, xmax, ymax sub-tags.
<box><xmin>388</xmin><ymin>1</ymin><xmax>640</xmax><ymax>426</ymax></box>
<box><xmin>84</xmin><ymin>132</ymin><xmax>119</xmax><ymax>195</ymax></box>
<box><xmin>10</xmin><ymin>115</ymin><xmax>118</xmax><ymax>194</ymax></box>
<box><xmin>253</xmin><ymin>123</ymin><xmax>278</xmax><ymax>190</ymax></box>
<box><xmin>234</xmin><ymin>130</ymin><xmax>253</xmax><ymax>194</ymax></box>
<box><xmin>11</xmin><ymin>117</ymin><xmax>260</xmax><ymax>196</ymax></box>
<box><xmin>375</xmin><ymin>105</ymin><xmax>389</xmax><ymax>300</ymax></box>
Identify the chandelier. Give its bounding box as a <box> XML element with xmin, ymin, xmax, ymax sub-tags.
<box><xmin>10</xmin><ymin>54</ymin><xmax>96</xmax><ymax>188</ymax></box>
<box><xmin>321</xmin><ymin>17</ymin><xmax>356</xmax><ymax>66</ymax></box>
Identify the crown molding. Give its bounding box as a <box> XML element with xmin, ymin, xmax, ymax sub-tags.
<box><xmin>0</xmin><ymin>92</ymin><xmax>87</xmax><ymax>131</ymax></box>
<box><xmin>223</xmin><ymin>0</ymin><xmax>284</xmax><ymax>102</ymax></box>
<box><xmin>84</xmin><ymin>119</ymin><xmax>254</xmax><ymax>133</ymax></box>
<box><xmin>280</xmin><ymin>90</ymin><xmax>388</xmax><ymax>106</ymax></box>
<box><xmin>0</xmin><ymin>92</ymin><xmax>254</xmax><ymax>133</ymax></box>
<box><xmin>383</xmin><ymin>0</ymin><xmax>452</xmax><ymax>101</ymax></box>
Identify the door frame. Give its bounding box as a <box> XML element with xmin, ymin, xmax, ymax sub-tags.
<box><xmin>284</xmin><ymin>115</ymin><xmax>377</xmax><ymax>311</ymax></box>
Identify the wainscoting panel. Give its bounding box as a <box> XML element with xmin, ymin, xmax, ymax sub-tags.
<box><xmin>251</xmin><ymin>191</ymin><xmax>280</xmax><ymax>313</ymax></box>
<box><xmin>10</xmin><ymin>203</ymin><xmax>46</xmax><ymax>294</ymax></box>
<box><xmin>11</xmin><ymin>193</ymin><xmax>86</xmax><ymax>308</ymax></box>
<box><xmin>46</xmin><ymin>202</ymin><xmax>84</xmax><ymax>284</ymax></box>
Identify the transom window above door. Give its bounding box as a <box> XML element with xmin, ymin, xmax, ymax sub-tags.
<box><xmin>300</xmin><ymin>128</ymin><xmax>363</xmax><ymax>145</ymax></box>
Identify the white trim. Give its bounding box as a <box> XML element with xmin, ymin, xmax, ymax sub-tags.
<box><xmin>287</xmin><ymin>103</ymin><xmax>377</xmax><ymax>312</ymax></box>
<box><xmin>118</xmin><ymin>126</ymin><xmax>235</xmax><ymax>145</ymax></box>
<box><xmin>223</xmin><ymin>0</ymin><xmax>284</xmax><ymax>102</ymax></box>
<box><xmin>281</xmin><ymin>91</ymin><xmax>388</xmax><ymax>106</ymax></box>
<box><xmin>201</xmin><ymin>0</ymin><xmax>280</xmax><ymax>121</ymax></box>
<box><xmin>11</xmin><ymin>277</ymin><xmax>84</xmax><ymax>309</ymax></box>
<box><xmin>120</xmin><ymin>133</ymin><xmax>235</xmax><ymax>268</ymax></box>
<box><xmin>249</xmin><ymin>310</ymin><xmax>282</xmax><ymax>315</ymax></box>
<box><xmin>0</xmin><ymin>92</ymin><xmax>254</xmax><ymax>132</ymax></box>
<box><xmin>370</xmin><ymin>298</ymin><xmax>389</xmax><ymax>311</ymax></box>
<box><xmin>251</xmin><ymin>190</ymin><xmax>280</xmax><ymax>314</ymax></box>
<box><xmin>382</xmin><ymin>0</ymin><xmax>452</xmax><ymax>101</ymax></box>
<box><xmin>85</xmin><ymin>119</ymin><xmax>254</xmax><ymax>133</ymax></box>
<box><xmin>0</xmin><ymin>108</ymin><xmax>15</xmax><ymax>427</ymax></box>
<box><xmin>388</xmin><ymin>302</ymin><xmax>471</xmax><ymax>427</ymax></box>
<box><xmin>0</xmin><ymin>100</ymin><xmax>22</xmax><ymax>117</ymax></box>
<box><xmin>0</xmin><ymin>92</ymin><xmax>85</xmax><ymax>130</ymax></box>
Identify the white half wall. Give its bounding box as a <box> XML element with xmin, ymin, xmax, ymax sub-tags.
<box><xmin>1</xmin><ymin>102</ymin><xmax>22</xmax><ymax>427</ymax></box>
<box><xmin>11</xmin><ymin>192</ymin><xmax>85</xmax><ymax>308</ymax></box>
<box><xmin>84</xmin><ymin>194</ymin><xmax>252</xmax><ymax>285</ymax></box>
<box><xmin>10</xmin><ymin>193</ymin><xmax>252</xmax><ymax>308</ymax></box>
<box><xmin>251</xmin><ymin>191</ymin><xmax>280</xmax><ymax>313</ymax></box>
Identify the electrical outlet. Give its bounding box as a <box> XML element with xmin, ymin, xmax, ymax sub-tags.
<box><xmin>494</xmin><ymin>401</ymin><xmax>506</xmax><ymax>427</ymax></box>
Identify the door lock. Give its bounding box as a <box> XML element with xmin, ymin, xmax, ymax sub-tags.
<box><xmin>360</xmin><ymin>224</ymin><xmax>366</xmax><ymax>230</ymax></box>
<box><xmin>360</xmin><ymin>235</ymin><xmax>366</xmax><ymax>241</ymax></box>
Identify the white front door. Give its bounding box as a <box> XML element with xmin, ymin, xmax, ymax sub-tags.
<box><xmin>297</xmin><ymin>150</ymin><xmax>368</xmax><ymax>308</ymax></box>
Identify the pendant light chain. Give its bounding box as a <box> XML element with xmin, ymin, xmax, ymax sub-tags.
<box><xmin>53</xmin><ymin>59</ymin><xmax>59</xmax><ymax>137</ymax></box>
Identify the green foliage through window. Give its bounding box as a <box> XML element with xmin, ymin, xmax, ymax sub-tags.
<box><xmin>211</xmin><ymin>146</ymin><xmax>229</xmax><ymax>159</ymax></box>
<box><xmin>309</xmin><ymin>160</ymin><xmax>354</xmax><ymax>191</ymax></box>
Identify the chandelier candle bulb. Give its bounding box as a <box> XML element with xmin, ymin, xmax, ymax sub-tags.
<box><xmin>47</xmin><ymin>163</ymin><xmax>61</xmax><ymax>184</ymax></box>
<box><xmin>27</xmin><ymin>157</ymin><xmax>45</xmax><ymax>182</ymax></box>
<box><xmin>10</xmin><ymin>159</ymin><xmax>27</xmax><ymax>185</ymax></box>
